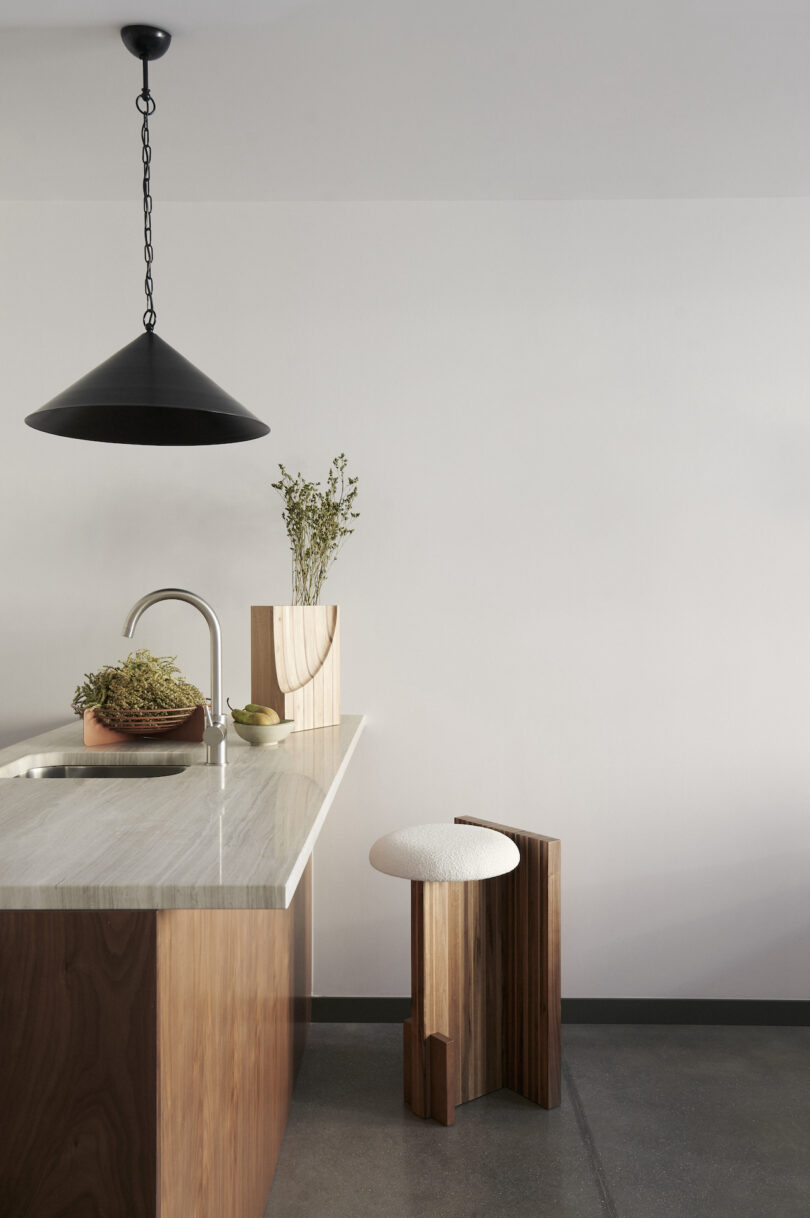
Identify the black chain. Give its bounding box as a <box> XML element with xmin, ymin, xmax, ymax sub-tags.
<box><xmin>136</xmin><ymin>60</ymin><xmax>157</xmax><ymax>332</ymax></box>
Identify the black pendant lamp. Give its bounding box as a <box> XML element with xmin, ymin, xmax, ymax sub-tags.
<box><xmin>25</xmin><ymin>26</ymin><xmax>270</xmax><ymax>446</ymax></box>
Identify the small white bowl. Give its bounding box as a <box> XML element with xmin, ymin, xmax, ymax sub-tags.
<box><xmin>233</xmin><ymin>719</ymin><xmax>294</xmax><ymax>747</ymax></box>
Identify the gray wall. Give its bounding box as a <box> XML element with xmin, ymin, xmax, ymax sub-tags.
<box><xmin>2</xmin><ymin>199</ymin><xmax>809</xmax><ymax>999</ymax></box>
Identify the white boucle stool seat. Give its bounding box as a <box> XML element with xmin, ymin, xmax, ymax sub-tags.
<box><xmin>369</xmin><ymin>822</ymin><xmax>520</xmax><ymax>883</ymax></box>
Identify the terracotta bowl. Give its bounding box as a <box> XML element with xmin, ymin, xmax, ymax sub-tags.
<box><xmin>92</xmin><ymin>706</ymin><xmax>199</xmax><ymax>736</ymax></box>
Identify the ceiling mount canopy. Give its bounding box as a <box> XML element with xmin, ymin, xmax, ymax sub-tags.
<box><xmin>120</xmin><ymin>24</ymin><xmax>172</xmax><ymax>62</ymax></box>
<box><xmin>25</xmin><ymin>25</ymin><xmax>270</xmax><ymax>447</ymax></box>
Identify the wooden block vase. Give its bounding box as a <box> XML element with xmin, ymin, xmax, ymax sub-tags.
<box><xmin>251</xmin><ymin>606</ymin><xmax>340</xmax><ymax>733</ymax></box>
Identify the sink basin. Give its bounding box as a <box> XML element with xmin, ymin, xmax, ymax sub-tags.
<box><xmin>21</xmin><ymin>765</ymin><xmax>188</xmax><ymax>779</ymax></box>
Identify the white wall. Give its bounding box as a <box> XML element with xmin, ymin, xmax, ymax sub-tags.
<box><xmin>2</xmin><ymin>199</ymin><xmax>810</xmax><ymax>999</ymax></box>
<box><xmin>6</xmin><ymin>4</ymin><xmax>810</xmax><ymax>202</ymax></box>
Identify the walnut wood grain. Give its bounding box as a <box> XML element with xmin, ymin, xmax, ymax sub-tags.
<box><xmin>251</xmin><ymin>606</ymin><xmax>340</xmax><ymax>732</ymax></box>
<box><xmin>0</xmin><ymin>911</ymin><xmax>157</xmax><ymax>1218</ymax></box>
<box><xmin>448</xmin><ymin>877</ymin><xmax>505</xmax><ymax>1105</ymax></box>
<box><xmin>157</xmin><ymin>858</ymin><xmax>312</xmax><ymax>1218</ymax></box>
<box><xmin>405</xmin><ymin>821</ymin><xmax>561</xmax><ymax>1123</ymax></box>
<box><xmin>407</xmin><ymin>883</ymin><xmax>462</xmax><ymax>1124</ymax></box>
<box><xmin>0</xmin><ymin>861</ymin><xmax>313</xmax><ymax>1218</ymax></box>
<box><xmin>428</xmin><ymin>1033</ymin><xmax>456</xmax><ymax>1126</ymax></box>
<box><xmin>403</xmin><ymin>1018</ymin><xmax>413</xmax><ymax>1106</ymax></box>
<box><xmin>407</xmin><ymin>881</ymin><xmax>431</xmax><ymax>1118</ymax></box>
<box><xmin>457</xmin><ymin>817</ymin><xmax>561</xmax><ymax>1109</ymax></box>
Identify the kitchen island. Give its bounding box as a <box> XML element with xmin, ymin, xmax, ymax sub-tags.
<box><xmin>0</xmin><ymin>715</ymin><xmax>365</xmax><ymax>1217</ymax></box>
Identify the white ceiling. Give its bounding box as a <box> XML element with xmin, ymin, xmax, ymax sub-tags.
<box><xmin>3</xmin><ymin>0</ymin><xmax>810</xmax><ymax>201</ymax></box>
<box><xmin>0</xmin><ymin>0</ymin><xmax>314</xmax><ymax>27</ymax></box>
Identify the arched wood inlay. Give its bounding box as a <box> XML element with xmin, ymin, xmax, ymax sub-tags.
<box><xmin>274</xmin><ymin>605</ymin><xmax>337</xmax><ymax>693</ymax></box>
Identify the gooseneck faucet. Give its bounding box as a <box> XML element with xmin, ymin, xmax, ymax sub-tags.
<box><xmin>122</xmin><ymin>588</ymin><xmax>227</xmax><ymax>766</ymax></box>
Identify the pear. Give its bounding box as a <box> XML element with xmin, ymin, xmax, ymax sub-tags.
<box><xmin>245</xmin><ymin>703</ymin><xmax>280</xmax><ymax>724</ymax></box>
<box><xmin>227</xmin><ymin>698</ymin><xmax>281</xmax><ymax>726</ymax></box>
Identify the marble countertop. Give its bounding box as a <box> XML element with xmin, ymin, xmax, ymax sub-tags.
<box><xmin>0</xmin><ymin>715</ymin><xmax>365</xmax><ymax>911</ymax></box>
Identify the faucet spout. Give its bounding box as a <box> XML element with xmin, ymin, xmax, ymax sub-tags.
<box><xmin>122</xmin><ymin>588</ymin><xmax>226</xmax><ymax>765</ymax></box>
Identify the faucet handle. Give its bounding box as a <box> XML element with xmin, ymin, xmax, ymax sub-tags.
<box><xmin>203</xmin><ymin>721</ymin><xmax>227</xmax><ymax>746</ymax></box>
<box><xmin>202</xmin><ymin>701</ymin><xmax>227</xmax><ymax>745</ymax></box>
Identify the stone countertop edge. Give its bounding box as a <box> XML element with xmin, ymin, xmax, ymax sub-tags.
<box><xmin>0</xmin><ymin>715</ymin><xmax>365</xmax><ymax>912</ymax></box>
<box><xmin>278</xmin><ymin>715</ymin><xmax>365</xmax><ymax>908</ymax></box>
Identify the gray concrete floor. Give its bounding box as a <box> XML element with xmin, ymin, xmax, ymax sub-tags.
<box><xmin>266</xmin><ymin>1023</ymin><xmax>810</xmax><ymax>1217</ymax></box>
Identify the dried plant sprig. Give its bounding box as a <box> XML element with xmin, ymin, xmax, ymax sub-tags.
<box><xmin>272</xmin><ymin>453</ymin><xmax>359</xmax><ymax>606</ymax></box>
<box><xmin>72</xmin><ymin>649</ymin><xmax>204</xmax><ymax>722</ymax></box>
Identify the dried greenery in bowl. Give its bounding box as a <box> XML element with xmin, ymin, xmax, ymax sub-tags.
<box><xmin>72</xmin><ymin>649</ymin><xmax>204</xmax><ymax>727</ymax></box>
<box><xmin>272</xmin><ymin>453</ymin><xmax>359</xmax><ymax>606</ymax></box>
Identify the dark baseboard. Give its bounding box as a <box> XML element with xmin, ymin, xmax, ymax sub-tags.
<box><xmin>312</xmin><ymin>997</ymin><xmax>411</xmax><ymax>1023</ymax></box>
<box><xmin>563</xmin><ymin>998</ymin><xmax>810</xmax><ymax>1025</ymax></box>
<box><xmin>312</xmin><ymin>997</ymin><xmax>810</xmax><ymax>1026</ymax></box>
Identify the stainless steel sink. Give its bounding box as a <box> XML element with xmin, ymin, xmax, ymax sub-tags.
<box><xmin>21</xmin><ymin>765</ymin><xmax>188</xmax><ymax>779</ymax></box>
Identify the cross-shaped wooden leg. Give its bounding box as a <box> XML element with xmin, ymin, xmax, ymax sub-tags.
<box><xmin>403</xmin><ymin>820</ymin><xmax>561</xmax><ymax>1125</ymax></box>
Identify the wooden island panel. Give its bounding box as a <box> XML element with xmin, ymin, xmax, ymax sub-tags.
<box><xmin>157</xmin><ymin>859</ymin><xmax>312</xmax><ymax>1218</ymax></box>
<box><xmin>0</xmin><ymin>911</ymin><xmax>157</xmax><ymax>1218</ymax></box>
<box><xmin>0</xmin><ymin>861</ymin><xmax>312</xmax><ymax>1218</ymax></box>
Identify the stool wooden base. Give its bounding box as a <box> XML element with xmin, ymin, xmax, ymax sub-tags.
<box><xmin>403</xmin><ymin>817</ymin><xmax>561</xmax><ymax>1125</ymax></box>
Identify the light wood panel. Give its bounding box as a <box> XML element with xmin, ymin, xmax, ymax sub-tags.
<box><xmin>293</xmin><ymin>858</ymin><xmax>312</xmax><ymax>1080</ymax></box>
<box><xmin>0</xmin><ymin>911</ymin><xmax>157</xmax><ymax>1218</ymax></box>
<box><xmin>251</xmin><ymin>606</ymin><xmax>340</xmax><ymax>732</ymax></box>
<box><xmin>157</xmin><ymin>858</ymin><xmax>312</xmax><ymax>1218</ymax></box>
<box><xmin>405</xmin><ymin>821</ymin><xmax>561</xmax><ymax>1123</ymax></box>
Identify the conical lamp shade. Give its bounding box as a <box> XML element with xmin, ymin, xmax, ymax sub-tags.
<box><xmin>25</xmin><ymin>331</ymin><xmax>270</xmax><ymax>445</ymax></box>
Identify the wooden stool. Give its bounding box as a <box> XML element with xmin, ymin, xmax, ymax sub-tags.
<box><xmin>370</xmin><ymin>817</ymin><xmax>561</xmax><ymax>1126</ymax></box>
